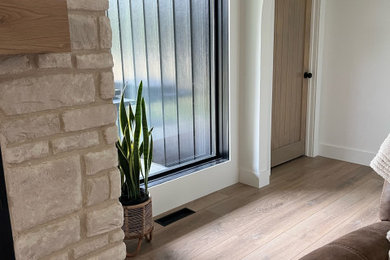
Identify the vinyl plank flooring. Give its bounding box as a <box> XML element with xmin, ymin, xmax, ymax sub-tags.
<box><xmin>243</xmin><ymin>177</ymin><xmax>382</xmax><ymax>259</ymax></box>
<box><xmin>126</xmin><ymin>157</ymin><xmax>383</xmax><ymax>259</ymax></box>
<box><xmin>193</xmin><ymin>165</ymin><xmax>373</xmax><ymax>260</ymax></box>
<box><xmin>294</xmin><ymin>191</ymin><xmax>381</xmax><ymax>259</ymax></box>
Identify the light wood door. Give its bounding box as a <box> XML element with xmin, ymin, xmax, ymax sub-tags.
<box><xmin>271</xmin><ymin>0</ymin><xmax>312</xmax><ymax>167</ymax></box>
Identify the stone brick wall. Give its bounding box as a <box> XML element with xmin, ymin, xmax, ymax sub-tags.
<box><xmin>0</xmin><ymin>0</ymin><xmax>126</xmax><ymax>259</ymax></box>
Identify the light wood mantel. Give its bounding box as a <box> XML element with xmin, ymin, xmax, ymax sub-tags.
<box><xmin>0</xmin><ymin>0</ymin><xmax>71</xmax><ymax>55</ymax></box>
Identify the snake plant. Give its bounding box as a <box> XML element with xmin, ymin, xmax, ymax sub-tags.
<box><xmin>116</xmin><ymin>82</ymin><xmax>153</xmax><ymax>204</ymax></box>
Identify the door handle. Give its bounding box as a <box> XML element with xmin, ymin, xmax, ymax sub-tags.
<box><xmin>304</xmin><ymin>72</ymin><xmax>313</xmax><ymax>79</ymax></box>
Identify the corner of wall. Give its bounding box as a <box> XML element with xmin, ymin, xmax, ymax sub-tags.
<box><xmin>238</xmin><ymin>0</ymin><xmax>274</xmax><ymax>189</ymax></box>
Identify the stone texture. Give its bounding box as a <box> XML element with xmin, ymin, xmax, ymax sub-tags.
<box><xmin>1</xmin><ymin>114</ymin><xmax>61</xmax><ymax>144</ymax></box>
<box><xmin>86</xmin><ymin>175</ymin><xmax>110</xmax><ymax>206</ymax></box>
<box><xmin>51</xmin><ymin>131</ymin><xmax>100</xmax><ymax>154</ymax></box>
<box><xmin>4</xmin><ymin>141</ymin><xmax>49</xmax><ymax>164</ymax></box>
<box><xmin>0</xmin><ymin>74</ymin><xmax>95</xmax><ymax>115</ymax></box>
<box><xmin>110</xmin><ymin>169</ymin><xmax>121</xmax><ymax>199</ymax></box>
<box><xmin>73</xmin><ymin>235</ymin><xmax>108</xmax><ymax>259</ymax></box>
<box><xmin>69</xmin><ymin>15</ymin><xmax>98</xmax><ymax>50</ymax></box>
<box><xmin>67</xmin><ymin>0</ymin><xmax>109</xmax><ymax>11</ymax></box>
<box><xmin>103</xmin><ymin>125</ymin><xmax>118</xmax><ymax>144</ymax></box>
<box><xmin>47</xmin><ymin>251</ymin><xmax>69</xmax><ymax>260</ymax></box>
<box><xmin>0</xmin><ymin>55</ymin><xmax>32</xmax><ymax>75</ymax></box>
<box><xmin>62</xmin><ymin>104</ymin><xmax>116</xmax><ymax>132</ymax></box>
<box><xmin>37</xmin><ymin>53</ymin><xmax>72</xmax><ymax>69</ymax></box>
<box><xmin>110</xmin><ymin>229</ymin><xmax>125</xmax><ymax>243</ymax></box>
<box><xmin>99</xmin><ymin>72</ymin><xmax>115</xmax><ymax>99</ymax></box>
<box><xmin>86</xmin><ymin>203</ymin><xmax>123</xmax><ymax>237</ymax></box>
<box><xmin>84</xmin><ymin>147</ymin><xmax>118</xmax><ymax>175</ymax></box>
<box><xmin>1</xmin><ymin>2</ymin><xmax>126</xmax><ymax>259</ymax></box>
<box><xmin>76</xmin><ymin>53</ymin><xmax>113</xmax><ymax>69</ymax></box>
<box><xmin>99</xmin><ymin>16</ymin><xmax>112</xmax><ymax>49</ymax></box>
<box><xmin>86</xmin><ymin>243</ymin><xmax>126</xmax><ymax>260</ymax></box>
<box><xmin>14</xmin><ymin>216</ymin><xmax>80</xmax><ymax>260</ymax></box>
<box><xmin>7</xmin><ymin>156</ymin><xmax>82</xmax><ymax>232</ymax></box>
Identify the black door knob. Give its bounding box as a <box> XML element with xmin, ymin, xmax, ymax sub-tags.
<box><xmin>304</xmin><ymin>72</ymin><xmax>313</xmax><ymax>79</ymax></box>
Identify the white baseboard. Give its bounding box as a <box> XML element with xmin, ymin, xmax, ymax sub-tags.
<box><xmin>318</xmin><ymin>143</ymin><xmax>376</xmax><ymax>166</ymax></box>
<box><xmin>239</xmin><ymin>168</ymin><xmax>270</xmax><ymax>188</ymax></box>
<box><xmin>150</xmin><ymin>160</ymin><xmax>238</xmax><ymax>216</ymax></box>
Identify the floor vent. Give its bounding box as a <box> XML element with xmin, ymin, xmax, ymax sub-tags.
<box><xmin>155</xmin><ymin>208</ymin><xmax>195</xmax><ymax>227</ymax></box>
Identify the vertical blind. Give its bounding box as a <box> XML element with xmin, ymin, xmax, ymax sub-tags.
<box><xmin>108</xmin><ymin>0</ymin><xmax>215</xmax><ymax>169</ymax></box>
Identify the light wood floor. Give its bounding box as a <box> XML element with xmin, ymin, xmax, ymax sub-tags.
<box><xmin>126</xmin><ymin>157</ymin><xmax>383</xmax><ymax>259</ymax></box>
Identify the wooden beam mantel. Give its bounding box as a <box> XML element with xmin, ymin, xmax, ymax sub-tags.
<box><xmin>0</xmin><ymin>0</ymin><xmax>71</xmax><ymax>55</ymax></box>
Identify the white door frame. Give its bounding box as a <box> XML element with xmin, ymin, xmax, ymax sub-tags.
<box><xmin>259</xmin><ymin>0</ymin><xmax>323</xmax><ymax>183</ymax></box>
<box><xmin>239</xmin><ymin>0</ymin><xmax>323</xmax><ymax>188</ymax></box>
<box><xmin>305</xmin><ymin>0</ymin><xmax>324</xmax><ymax>157</ymax></box>
<box><xmin>264</xmin><ymin>0</ymin><xmax>324</xmax><ymax>160</ymax></box>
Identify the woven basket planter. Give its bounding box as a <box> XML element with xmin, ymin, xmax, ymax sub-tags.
<box><xmin>123</xmin><ymin>197</ymin><xmax>154</xmax><ymax>257</ymax></box>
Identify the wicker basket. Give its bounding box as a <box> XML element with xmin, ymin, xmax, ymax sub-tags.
<box><xmin>122</xmin><ymin>197</ymin><xmax>154</xmax><ymax>257</ymax></box>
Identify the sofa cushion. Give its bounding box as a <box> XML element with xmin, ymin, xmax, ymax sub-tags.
<box><xmin>380</xmin><ymin>181</ymin><xmax>390</xmax><ymax>221</ymax></box>
<box><xmin>300</xmin><ymin>222</ymin><xmax>390</xmax><ymax>260</ymax></box>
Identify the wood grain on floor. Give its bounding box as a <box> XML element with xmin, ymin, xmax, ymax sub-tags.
<box><xmin>126</xmin><ymin>157</ymin><xmax>383</xmax><ymax>259</ymax></box>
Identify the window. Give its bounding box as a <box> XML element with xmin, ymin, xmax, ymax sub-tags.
<box><xmin>108</xmin><ymin>0</ymin><xmax>228</xmax><ymax>181</ymax></box>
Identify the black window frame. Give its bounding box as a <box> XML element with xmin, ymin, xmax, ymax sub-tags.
<box><xmin>108</xmin><ymin>0</ymin><xmax>229</xmax><ymax>185</ymax></box>
<box><xmin>148</xmin><ymin>0</ymin><xmax>229</xmax><ymax>185</ymax></box>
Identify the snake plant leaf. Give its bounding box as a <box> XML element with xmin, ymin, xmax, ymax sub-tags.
<box><xmin>128</xmin><ymin>152</ymin><xmax>136</xmax><ymax>199</ymax></box>
<box><xmin>141</xmin><ymin>98</ymin><xmax>149</xmax><ymax>185</ymax></box>
<box><xmin>148</xmin><ymin>135</ymin><xmax>153</xmax><ymax>171</ymax></box>
<box><xmin>145</xmin><ymin>135</ymin><xmax>153</xmax><ymax>192</ymax></box>
<box><xmin>124</xmin><ymin>125</ymin><xmax>131</xmax><ymax>156</ymax></box>
<box><xmin>139</xmin><ymin>142</ymin><xmax>144</xmax><ymax>157</ymax></box>
<box><xmin>119</xmin><ymin>93</ymin><xmax>128</xmax><ymax>136</ymax></box>
<box><xmin>139</xmin><ymin>160</ymin><xmax>145</xmax><ymax>181</ymax></box>
<box><xmin>129</xmin><ymin>102</ymin><xmax>135</xmax><ymax>128</ymax></box>
<box><xmin>116</xmin><ymin>141</ymin><xmax>128</xmax><ymax>171</ymax></box>
<box><xmin>132</xmin><ymin>82</ymin><xmax>143</xmax><ymax>188</ymax></box>
<box><xmin>119</xmin><ymin>167</ymin><xmax>130</xmax><ymax>198</ymax></box>
<box><xmin>134</xmin><ymin>82</ymin><xmax>143</xmax><ymax>142</ymax></box>
<box><xmin>122</xmin><ymin>137</ymin><xmax>129</xmax><ymax>160</ymax></box>
<box><xmin>116</xmin><ymin>141</ymin><xmax>132</xmax><ymax>197</ymax></box>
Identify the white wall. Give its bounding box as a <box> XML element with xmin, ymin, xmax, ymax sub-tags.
<box><xmin>238</xmin><ymin>0</ymin><xmax>263</xmax><ymax>187</ymax></box>
<box><xmin>238</xmin><ymin>0</ymin><xmax>274</xmax><ymax>188</ymax></box>
<box><xmin>150</xmin><ymin>0</ymin><xmax>240</xmax><ymax>216</ymax></box>
<box><xmin>318</xmin><ymin>0</ymin><xmax>390</xmax><ymax>165</ymax></box>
